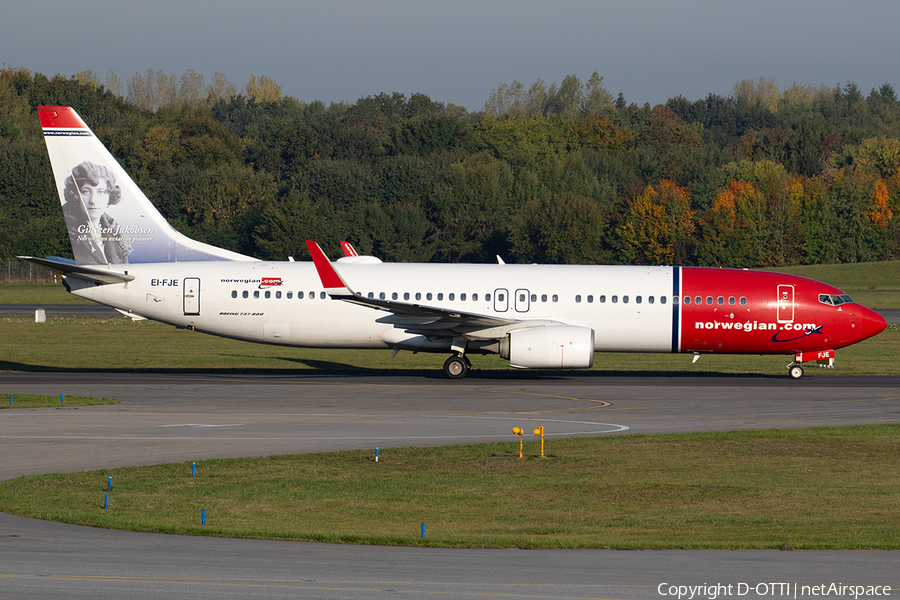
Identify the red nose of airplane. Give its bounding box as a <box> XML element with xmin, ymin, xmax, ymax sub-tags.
<box><xmin>859</xmin><ymin>306</ymin><xmax>887</xmax><ymax>340</ymax></box>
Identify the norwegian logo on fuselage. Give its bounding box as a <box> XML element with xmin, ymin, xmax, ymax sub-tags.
<box><xmin>259</xmin><ymin>277</ymin><xmax>282</xmax><ymax>289</ymax></box>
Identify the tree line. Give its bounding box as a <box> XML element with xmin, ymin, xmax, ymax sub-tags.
<box><xmin>1</xmin><ymin>67</ymin><xmax>898</xmax><ymax>268</ymax></box>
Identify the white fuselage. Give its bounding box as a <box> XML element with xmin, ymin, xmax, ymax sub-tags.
<box><xmin>68</xmin><ymin>261</ymin><xmax>678</xmax><ymax>352</ymax></box>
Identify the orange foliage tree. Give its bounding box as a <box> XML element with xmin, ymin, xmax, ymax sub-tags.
<box><xmin>617</xmin><ymin>180</ymin><xmax>695</xmax><ymax>265</ymax></box>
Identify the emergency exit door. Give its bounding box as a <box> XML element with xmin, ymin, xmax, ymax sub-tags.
<box><xmin>776</xmin><ymin>284</ymin><xmax>794</xmax><ymax>323</ymax></box>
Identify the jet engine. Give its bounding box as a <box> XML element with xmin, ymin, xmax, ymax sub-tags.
<box><xmin>500</xmin><ymin>325</ymin><xmax>595</xmax><ymax>369</ymax></box>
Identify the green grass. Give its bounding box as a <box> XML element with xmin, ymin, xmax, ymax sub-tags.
<box><xmin>1</xmin><ymin>424</ymin><xmax>897</xmax><ymax>549</ymax></box>
<box><xmin>0</xmin><ymin>393</ymin><xmax>118</xmax><ymax>409</ymax></box>
<box><xmin>0</xmin><ymin>281</ymin><xmax>94</xmax><ymax>304</ymax></box>
<box><xmin>0</xmin><ymin>316</ymin><xmax>896</xmax><ymax>374</ymax></box>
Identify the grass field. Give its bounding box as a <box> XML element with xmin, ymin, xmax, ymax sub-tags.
<box><xmin>1</xmin><ymin>316</ymin><xmax>896</xmax><ymax>375</ymax></box>
<box><xmin>0</xmin><ymin>393</ymin><xmax>118</xmax><ymax>409</ymax></box>
<box><xmin>0</xmin><ymin>425</ymin><xmax>897</xmax><ymax>549</ymax></box>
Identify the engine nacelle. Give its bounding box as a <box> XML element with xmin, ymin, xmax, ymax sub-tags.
<box><xmin>500</xmin><ymin>325</ymin><xmax>595</xmax><ymax>369</ymax></box>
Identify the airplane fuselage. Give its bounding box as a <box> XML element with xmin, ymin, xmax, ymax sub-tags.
<box><xmin>66</xmin><ymin>261</ymin><xmax>884</xmax><ymax>357</ymax></box>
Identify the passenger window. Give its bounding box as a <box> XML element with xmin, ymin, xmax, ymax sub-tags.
<box><xmin>599</xmin><ymin>295</ymin><xmax>606</xmax><ymax>303</ymax></box>
<box><xmin>415</xmin><ymin>292</ymin><xmax>421</xmax><ymax>300</ymax></box>
<box><xmin>438</xmin><ymin>293</ymin><xmax>444</xmax><ymax>301</ymax></box>
<box><xmin>287</xmin><ymin>292</ymin><xmax>293</xmax><ymax>299</ymax></box>
<box><xmin>530</xmin><ymin>294</ymin><xmax>536</xmax><ymax>302</ymax></box>
<box><xmin>636</xmin><ymin>296</ymin><xmax>642</xmax><ymax>304</ymax></box>
<box><xmin>379</xmin><ymin>292</ymin><xmax>386</xmax><ymax>300</ymax></box>
<box><xmin>298</xmin><ymin>291</ymin><xmax>304</xmax><ymax>299</ymax></box>
<box><xmin>740</xmin><ymin>297</ymin><xmax>747</xmax><ymax>305</ymax></box>
<box><xmin>729</xmin><ymin>296</ymin><xmax>735</xmax><ymax>305</ymax></box>
<box><xmin>552</xmin><ymin>294</ymin><xmax>558</xmax><ymax>303</ymax></box>
<box><xmin>254</xmin><ymin>291</ymin><xmax>260</xmax><ymax>299</ymax></box>
<box><xmin>717</xmin><ymin>296</ymin><xmax>724</xmax><ymax>305</ymax></box>
<box><xmin>367</xmin><ymin>292</ymin><xmax>374</xmax><ymax>299</ymax></box>
<box><xmin>231</xmin><ymin>290</ymin><xmax>237</xmax><ymax>298</ymax></box>
<box><xmin>461</xmin><ymin>293</ymin><xmax>466</xmax><ymax>301</ymax></box>
<box><xmin>612</xmin><ymin>295</ymin><xmax>618</xmax><ymax>304</ymax></box>
<box><xmin>242</xmin><ymin>291</ymin><xmax>249</xmax><ymax>299</ymax></box>
<box><xmin>276</xmin><ymin>291</ymin><xmax>282</xmax><ymax>299</ymax></box>
<box><xmin>683</xmin><ymin>296</ymin><xmax>690</xmax><ymax>305</ymax></box>
<box><xmin>575</xmin><ymin>295</ymin><xmax>582</xmax><ymax>303</ymax></box>
<box><xmin>472</xmin><ymin>293</ymin><xmax>478</xmax><ymax>301</ymax></box>
<box><xmin>320</xmin><ymin>292</ymin><xmax>326</xmax><ymax>299</ymax></box>
<box><xmin>662</xmin><ymin>296</ymin><xmax>669</xmax><ymax>305</ymax></box>
<box><xmin>404</xmin><ymin>292</ymin><xmax>410</xmax><ymax>300</ymax></box>
<box><xmin>705</xmin><ymin>296</ymin><xmax>712</xmax><ymax>305</ymax></box>
<box><xmin>426</xmin><ymin>292</ymin><xmax>432</xmax><ymax>301</ymax></box>
<box><xmin>696</xmin><ymin>296</ymin><xmax>702</xmax><ymax>304</ymax></box>
<box><xmin>392</xmin><ymin>292</ymin><xmax>398</xmax><ymax>300</ymax></box>
<box><xmin>449</xmin><ymin>293</ymin><xmax>455</xmax><ymax>301</ymax></box>
<box><xmin>623</xmin><ymin>295</ymin><xmax>629</xmax><ymax>304</ymax></box>
<box><xmin>587</xmin><ymin>295</ymin><xmax>593</xmax><ymax>303</ymax></box>
<box><xmin>541</xmin><ymin>294</ymin><xmax>548</xmax><ymax>302</ymax></box>
<box><xmin>485</xmin><ymin>293</ymin><xmax>490</xmax><ymax>301</ymax></box>
<box><xmin>265</xmin><ymin>291</ymin><xmax>271</xmax><ymax>299</ymax></box>
<box><xmin>309</xmin><ymin>291</ymin><xmax>314</xmax><ymax>299</ymax></box>
<box><xmin>648</xmin><ymin>296</ymin><xmax>654</xmax><ymax>304</ymax></box>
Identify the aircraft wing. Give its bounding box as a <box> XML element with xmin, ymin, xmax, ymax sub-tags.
<box><xmin>305</xmin><ymin>241</ymin><xmax>522</xmax><ymax>336</ymax></box>
<box><xmin>20</xmin><ymin>256</ymin><xmax>135</xmax><ymax>285</ymax></box>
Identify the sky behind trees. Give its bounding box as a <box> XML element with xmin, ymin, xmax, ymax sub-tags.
<box><xmin>2</xmin><ymin>0</ymin><xmax>898</xmax><ymax>111</ymax></box>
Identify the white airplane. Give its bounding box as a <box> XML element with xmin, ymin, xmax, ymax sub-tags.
<box><xmin>24</xmin><ymin>106</ymin><xmax>887</xmax><ymax>379</ymax></box>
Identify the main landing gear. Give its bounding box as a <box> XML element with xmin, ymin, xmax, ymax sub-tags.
<box><xmin>443</xmin><ymin>353</ymin><xmax>471</xmax><ymax>379</ymax></box>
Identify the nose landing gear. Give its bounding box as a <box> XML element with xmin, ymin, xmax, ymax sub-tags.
<box><xmin>788</xmin><ymin>364</ymin><xmax>804</xmax><ymax>379</ymax></box>
<box><xmin>788</xmin><ymin>350</ymin><xmax>835</xmax><ymax>379</ymax></box>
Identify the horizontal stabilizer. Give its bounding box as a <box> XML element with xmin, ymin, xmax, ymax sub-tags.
<box><xmin>19</xmin><ymin>256</ymin><xmax>134</xmax><ymax>285</ymax></box>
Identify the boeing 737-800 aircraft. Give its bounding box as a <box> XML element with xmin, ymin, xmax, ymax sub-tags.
<box><xmin>23</xmin><ymin>106</ymin><xmax>887</xmax><ymax>379</ymax></box>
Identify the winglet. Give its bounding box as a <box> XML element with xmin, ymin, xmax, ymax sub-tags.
<box><xmin>305</xmin><ymin>241</ymin><xmax>354</xmax><ymax>293</ymax></box>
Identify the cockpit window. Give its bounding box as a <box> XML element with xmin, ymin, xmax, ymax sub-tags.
<box><xmin>819</xmin><ymin>293</ymin><xmax>854</xmax><ymax>306</ymax></box>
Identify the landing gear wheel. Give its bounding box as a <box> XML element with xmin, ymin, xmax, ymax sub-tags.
<box><xmin>788</xmin><ymin>365</ymin><xmax>804</xmax><ymax>380</ymax></box>
<box><xmin>443</xmin><ymin>355</ymin><xmax>470</xmax><ymax>379</ymax></box>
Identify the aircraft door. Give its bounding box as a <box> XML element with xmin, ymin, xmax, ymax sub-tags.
<box><xmin>515</xmin><ymin>288</ymin><xmax>530</xmax><ymax>313</ymax></box>
<box><xmin>776</xmin><ymin>284</ymin><xmax>794</xmax><ymax>323</ymax></box>
<box><xmin>494</xmin><ymin>288</ymin><xmax>509</xmax><ymax>312</ymax></box>
<box><xmin>184</xmin><ymin>277</ymin><xmax>200</xmax><ymax>315</ymax></box>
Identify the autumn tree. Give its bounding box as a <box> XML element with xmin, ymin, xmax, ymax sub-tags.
<box><xmin>617</xmin><ymin>180</ymin><xmax>695</xmax><ymax>265</ymax></box>
<box><xmin>243</xmin><ymin>75</ymin><xmax>281</xmax><ymax>103</ymax></box>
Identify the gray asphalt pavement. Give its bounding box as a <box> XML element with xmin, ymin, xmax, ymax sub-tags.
<box><xmin>0</xmin><ymin>372</ymin><xmax>898</xmax><ymax>599</ymax></box>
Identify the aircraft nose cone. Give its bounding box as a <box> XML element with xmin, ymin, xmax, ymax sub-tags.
<box><xmin>859</xmin><ymin>306</ymin><xmax>887</xmax><ymax>339</ymax></box>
